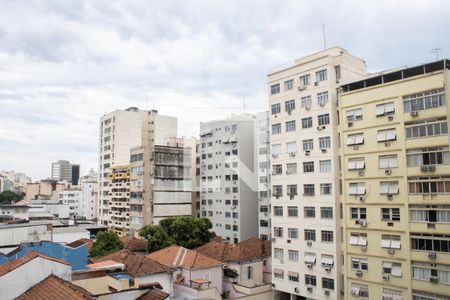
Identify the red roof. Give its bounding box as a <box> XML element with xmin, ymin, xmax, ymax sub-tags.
<box><xmin>120</xmin><ymin>236</ymin><xmax>147</xmax><ymax>252</ymax></box>
<box><xmin>0</xmin><ymin>251</ymin><xmax>69</xmax><ymax>277</ymax></box>
<box><xmin>136</xmin><ymin>288</ymin><xmax>169</xmax><ymax>300</ymax></box>
<box><xmin>67</xmin><ymin>238</ymin><xmax>93</xmax><ymax>250</ymax></box>
<box><xmin>146</xmin><ymin>245</ymin><xmax>223</xmax><ymax>269</ymax></box>
<box><xmin>17</xmin><ymin>275</ymin><xmax>95</xmax><ymax>299</ymax></box>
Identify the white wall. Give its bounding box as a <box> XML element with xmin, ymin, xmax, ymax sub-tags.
<box><xmin>0</xmin><ymin>224</ymin><xmax>52</xmax><ymax>245</ymax></box>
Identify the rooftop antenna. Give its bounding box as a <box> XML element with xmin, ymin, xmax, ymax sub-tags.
<box><xmin>432</xmin><ymin>48</ymin><xmax>441</xmax><ymax>61</ymax></box>
<box><xmin>322</xmin><ymin>24</ymin><xmax>327</xmax><ymax>49</ymax></box>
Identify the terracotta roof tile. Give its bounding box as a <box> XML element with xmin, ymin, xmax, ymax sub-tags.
<box><xmin>196</xmin><ymin>238</ymin><xmax>271</xmax><ymax>263</ymax></box>
<box><xmin>121</xmin><ymin>236</ymin><xmax>148</xmax><ymax>252</ymax></box>
<box><xmin>146</xmin><ymin>246</ymin><xmax>223</xmax><ymax>269</ymax></box>
<box><xmin>0</xmin><ymin>251</ymin><xmax>69</xmax><ymax>277</ymax></box>
<box><xmin>136</xmin><ymin>288</ymin><xmax>169</xmax><ymax>300</ymax></box>
<box><xmin>67</xmin><ymin>238</ymin><xmax>93</xmax><ymax>250</ymax></box>
<box><xmin>17</xmin><ymin>275</ymin><xmax>95</xmax><ymax>300</ymax></box>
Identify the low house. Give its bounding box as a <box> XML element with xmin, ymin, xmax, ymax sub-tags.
<box><xmin>120</xmin><ymin>236</ymin><xmax>148</xmax><ymax>255</ymax></box>
<box><xmin>147</xmin><ymin>245</ymin><xmax>224</xmax><ymax>300</ymax></box>
<box><xmin>196</xmin><ymin>238</ymin><xmax>272</xmax><ymax>299</ymax></box>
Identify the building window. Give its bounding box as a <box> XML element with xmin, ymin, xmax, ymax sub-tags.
<box><xmin>273</xmin><ymin>206</ymin><xmax>283</xmax><ymax>216</ymax></box>
<box><xmin>287</xmin><ymin>184</ymin><xmax>298</xmax><ymax>196</ymax></box>
<box><xmin>302</xmin><ymin>139</ymin><xmax>314</xmax><ymax>151</ymax></box>
<box><xmin>285</xmin><ymin>99</ymin><xmax>295</xmax><ymax>112</ymax></box>
<box><xmin>383</xmin><ymin>289</ymin><xmax>402</xmax><ymax>300</ymax></box>
<box><xmin>412</xmin><ymin>261</ymin><xmax>450</xmax><ymax>285</ymax></box>
<box><xmin>406</xmin><ymin>147</ymin><xmax>450</xmax><ymax>167</ymax></box>
<box><xmin>349</xmin><ymin>233</ymin><xmax>368</xmax><ymax>246</ymax></box>
<box><xmin>300</xmin><ymin>74</ymin><xmax>310</xmax><ymax>86</ymax></box>
<box><xmin>272</xmin><ymin>144</ymin><xmax>282</xmax><ymax>155</ymax></box>
<box><xmin>319</xmin><ymin>160</ymin><xmax>332</xmax><ymax>172</ymax></box>
<box><xmin>288</xmin><ymin>228</ymin><xmax>298</xmax><ymax>239</ymax></box>
<box><xmin>377</xmin><ymin>128</ymin><xmax>397</xmax><ymax>142</ymax></box>
<box><xmin>381</xmin><ymin>235</ymin><xmax>401</xmax><ymax>249</ymax></box>
<box><xmin>409</xmin><ymin>206</ymin><xmax>450</xmax><ymax>223</ymax></box>
<box><xmin>274</xmin><ymin>227</ymin><xmax>283</xmax><ymax>238</ymax></box>
<box><xmin>273</xmin><ymin>164</ymin><xmax>283</xmax><ymax>175</ymax></box>
<box><xmin>321</xmin><ymin>230</ymin><xmax>334</xmax><ymax>242</ymax></box>
<box><xmin>322</xmin><ymin>277</ymin><xmax>334</xmax><ymax>290</ymax></box>
<box><xmin>379</xmin><ymin>181</ymin><xmax>399</xmax><ymax>195</ymax></box>
<box><xmin>274</xmin><ymin>248</ymin><xmax>284</xmax><ymax>259</ymax></box>
<box><xmin>273</xmin><ymin>269</ymin><xmax>284</xmax><ymax>279</ymax></box>
<box><xmin>316</xmin><ymin>69</ymin><xmax>327</xmax><ymax>82</ymax></box>
<box><xmin>303</xmin><ymin>161</ymin><xmax>314</xmax><ymax>173</ymax></box>
<box><xmin>403</xmin><ymin>88</ymin><xmax>445</xmax><ymax>112</ymax></box>
<box><xmin>351</xmin><ymin>257</ymin><xmax>368</xmax><ymax>271</ymax></box>
<box><xmin>286</xmin><ymin>120</ymin><xmax>296</xmax><ymax>132</ymax></box>
<box><xmin>348</xmin><ymin>158</ymin><xmax>365</xmax><ymax>170</ymax></box>
<box><xmin>288</xmin><ymin>206</ymin><xmax>298</xmax><ymax>217</ymax></box>
<box><xmin>318</xmin><ymin>113</ymin><xmax>330</xmax><ymax>126</ymax></box>
<box><xmin>347</xmin><ymin>133</ymin><xmax>364</xmax><ymax>145</ymax></box>
<box><xmin>287</xmin><ymin>163</ymin><xmax>297</xmax><ymax>174</ymax></box>
<box><xmin>376</xmin><ymin>102</ymin><xmax>395</xmax><ymax>117</ymax></box>
<box><xmin>303</xmin><ymin>184</ymin><xmax>315</xmax><ymax>196</ymax></box>
<box><xmin>301</xmin><ymin>95</ymin><xmax>312</xmax><ymax>109</ymax></box>
<box><xmin>286</xmin><ymin>141</ymin><xmax>297</xmax><ymax>153</ymax></box>
<box><xmin>351</xmin><ymin>283</ymin><xmax>369</xmax><ymax>298</ymax></box>
<box><xmin>247</xmin><ymin>266</ymin><xmax>253</xmax><ymax>279</ymax></box>
<box><xmin>350</xmin><ymin>207</ymin><xmax>367</xmax><ymax>219</ymax></box>
<box><xmin>304</xmin><ymin>229</ymin><xmax>316</xmax><ymax>241</ymax></box>
<box><xmin>382</xmin><ymin>208</ymin><xmax>401</xmax><ymax>221</ymax></box>
<box><xmin>271</xmin><ymin>103</ymin><xmax>281</xmax><ymax>114</ymax></box>
<box><xmin>273</xmin><ymin>185</ymin><xmax>283</xmax><ymax>196</ymax></box>
<box><xmin>304</xmin><ymin>206</ymin><xmax>315</xmax><ymax>218</ymax></box>
<box><xmin>348</xmin><ymin>182</ymin><xmax>366</xmax><ymax>195</ymax></box>
<box><xmin>405</xmin><ymin>118</ymin><xmax>448</xmax><ymax>139</ymax></box>
<box><xmin>319</xmin><ymin>136</ymin><xmax>331</xmax><ymax>149</ymax></box>
<box><xmin>335</xmin><ymin>65</ymin><xmax>341</xmax><ymax>80</ymax></box>
<box><xmin>382</xmin><ymin>261</ymin><xmax>402</xmax><ymax>277</ymax></box>
<box><xmin>411</xmin><ymin>233</ymin><xmax>450</xmax><ymax>253</ymax></box>
<box><xmin>305</xmin><ymin>274</ymin><xmax>316</xmax><ymax>286</ymax></box>
<box><xmin>408</xmin><ymin>177</ymin><xmax>450</xmax><ymax>194</ymax></box>
<box><xmin>346</xmin><ymin>108</ymin><xmax>363</xmax><ymax>122</ymax></box>
<box><xmin>317</xmin><ymin>92</ymin><xmax>329</xmax><ymax>106</ymax></box>
<box><xmin>260</xmin><ymin>206</ymin><xmax>269</xmax><ymax>213</ymax></box>
<box><xmin>321</xmin><ymin>207</ymin><xmax>333</xmax><ymax>219</ymax></box>
<box><xmin>379</xmin><ymin>154</ymin><xmax>398</xmax><ymax>169</ymax></box>
<box><xmin>320</xmin><ymin>183</ymin><xmax>332</xmax><ymax>195</ymax></box>
<box><xmin>284</xmin><ymin>79</ymin><xmax>294</xmax><ymax>91</ymax></box>
<box><xmin>270</xmin><ymin>83</ymin><xmax>280</xmax><ymax>95</ymax></box>
<box><xmin>301</xmin><ymin>117</ymin><xmax>313</xmax><ymax>129</ymax></box>
<box><xmin>272</xmin><ymin>123</ymin><xmax>281</xmax><ymax>135</ymax></box>
<box><xmin>288</xmin><ymin>250</ymin><xmax>299</xmax><ymax>262</ymax></box>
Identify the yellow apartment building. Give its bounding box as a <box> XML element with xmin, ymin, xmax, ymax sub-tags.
<box><xmin>108</xmin><ymin>164</ymin><xmax>131</xmax><ymax>236</ymax></box>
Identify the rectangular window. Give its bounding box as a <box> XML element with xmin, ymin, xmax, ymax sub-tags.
<box><xmin>274</xmin><ymin>248</ymin><xmax>284</xmax><ymax>259</ymax></box>
<box><xmin>303</xmin><ymin>184</ymin><xmax>315</xmax><ymax>196</ymax></box>
<box><xmin>271</xmin><ymin>84</ymin><xmax>280</xmax><ymax>95</ymax></box>
<box><xmin>272</xmin><ymin>144</ymin><xmax>282</xmax><ymax>155</ymax></box>
<box><xmin>379</xmin><ymin>155</ymin><xmax>398</xmax><ymax>169</ymax></box>
<box><xmin>335</xmin><ymin>65</ymin><xmax>341</xmax><ymax>80</ymax></box>
<box><xmin>408</xmin><ymin>176</ymin><xmax>450</xmax><ymax>194</ymax></box>
<box><xmin>403</xmin><ymin>88</ymin><xmax>445</xmax><ymax>112</ymax></box>
<box><xmin>319</xmin><ymin>160</ymin><xmax>332</xmax><ymax>172</ymax></box>
<box><xmin>305</xmin><ymin>274</ymin><xmax>316</xmax><ymax>286</ymax></box>
<box><xmin>272</xmin><ymin>123</ymin><xmax>281</xmax><ymax>135</ymax></box>
<box><xmin>288</xmin><ymin>228</ymin><xmax>298</xmax><ymax>239</ymax></box>
<box><xmin>321</xmin><ymin>230</ymin><xmax>334</xmax><ymax>242</ymax></box>
<box><xmin>349</xmin><ymin>233</ymin><xmax>368</xmax><ymax>246</ymax></box>
<box><xmin>318</xmin><ymin>113</ymin><xmax>330</xmax><ymax>126</ymax></box>
<box><xmin>274</xmin><ymin>227</ymin><xmax>283</xmax><ymax>238</ymax></box>
<box><xmin>350</xmin><ymin>207</ymin><xmax>367</xmax><ymax>220</ymax></box>
<box><xmin>347</xmin><ymin>133</ymin><xmax>364</xmax><ymax>145</ymax></box>
<box><xmin>381</xmin><ymin>208</ymin><xmax>401</xmax><ymax>221</ymax></box>
<box><xmin>273</xmin><ymin>164</ymin><xmax>283</xmax><ymax>175</ymax></box>
<box><xmin>271</xmin><ymin>103</ymin><xmax>281</xmax><ymax>114</ymax></box>
<box><xmin>348</xmin><ymin>158</ymin><xmax>365</xmax><ymax>170</ymax></box>
<box><xmin>320</xmin><ymin>183</ymin><xmax>332</xmax><ymax>195</ymax></box>
<box><xmin>286</xmin><ymin>120</ymin><xmax>296</xmax><ymax>132</ymax></box>
<box><xmin>379</xmin><ymin>181</ymin><xmax>399</xmax><ymax>195</ymax></box>
<box><xmin>321</xmin><ymin>207</ymin><xmax>333</xmax><ymax>219</ymax></box>
<box><xmin>346</xmin><ymin>108</ymin><xmax>363</xmax><ymax>122</ymax></box>
<box><xmin>260</xmin><ymin>206</ymin><xmax>269</xmax><ymax>213</ymax></box>
<box><xmin>317</xmin><ymin>92</ymin><xmax>329</xmax><ymax>106</ymax></box>
<box><xmin>319</xmin><ymin>136</ymin><xmax>331</xmax><ymax>149</ymax></box>
<box><xmin>380</xmin><ymin>235</ymin><xmax>401</xmax><ymax>249</ymax></box>
<box><xmin>273</xmin><ymin>206</ymin><xmax>283</xmax><ymax>216</ymax></box>
<box><xmin>287</xmin><ymin>163</ymin><xmax>297</xmax><ymax>174</ymax></box>
<box><xmin>304</xmin><ymin>229</ymin><xmax>316</xmax><ymax>241</ymax></box>
<box><xmin>351</xmin><ymin>283</ymin><xmax>369</xmax><ymax>298</ymax></box>
<box><xmin>303</xmin><ymin>161</ymin><xmax>314</xmax><ymax>173</ymax></box>
<box><xmin>383</xmin><ymin>261</ymin><xmax>403</xmax><ymax>277</ymax></box>
<box><xmin>300</xmin><ymin>74</ymin><xmax>310</xmax><ymax>86</ymax></box>
<box><xmin>405</xmin><ymin>118</ymin><xmax>448</xmax><ymax>139</ymax></box>
<box><xmin>377</xmin><ymin>128</ymin><xmax>397</xmax><ymax>142</ymax></box>
<box><xmin>406</xmin><ymin>147</ymin><xmax>450</xmax><ymax>167</ymax></box>
<box><xmin>411</xmin><ymin>234</ymin><xmax>450</xmax><ymax>252</ymax></box>
<box><xmin>348</xmin><ymin>182</ymin><xmax>366</xmax><ymax>195</ymax></box>
<box><xmin>351</xmin><ymin>257</ymin><xmax>369</xmax><ymax>271</ymax></box>
<box><xmin>301</xmin><ymin>96</ymin><xmax>312</xmax><ymax>109</ymax></box>
<box><xmin>301</xmin><ymin>117</ymin><xmax>313</xmax><ymax>129</ymax></box>
<box><xmin>376</xmin><ymin>102</ymin><xmax>395</xmax><ymax>117</ymax></box>
<box><xmin>287</xmin><ymin>184</ymin><xmax>298</xmax><ymax>196</ymax></box>
<box><xmin>284</xmin><ymin>79</ymin><xmax>294</xmax><ymax>91</ymax></box>
<box><xmin>316</xmin><ymin>69</ymin><xmax>328</xmax><ymax>82</ymax></box>
<box><xmin>285</xmin><ymin>141</ymin><xmax>297</xmax><ymax>153</ymax></box>
<box><xmin>273</xmin><ymin>269</ymin><xmax>284</xmax><ymax>279</ymax></box>
<box><xmin>273</xmin><ymin>185</ymin><xmax>283</xmax><ymax>196</ymax></box>
<box><xmin>302</xmin><ymin>139</ymin><xmax>313</xmax><ymax>151</ymax></box>
<box><xmin>288</xmin><ymin>206</ymin><xmax>298</xmax><ymax>217</ymax></box>
<box><xmin>285</xmin><ymin>99</ymin><xmax>295</xmax><ymax>111</ymax></box>
<box><xmin>288</xmin><ymin>250</ymin><xmax>299</xmax><ymax>262</ymax></box>
<box><xmin>304</xmin><ymin>206</ymin><xmax>315</xmax><ymax>218</ymax></box>
<box><xmin>322</xmin><ymin>277</ymin><xmax>334</xmax><ymax>290</ymax></box>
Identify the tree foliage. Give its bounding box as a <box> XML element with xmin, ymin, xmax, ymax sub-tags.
<box><xmin>0</xmin><ymin>191</ymin><xmax>24</xmax><ymax>204</ymax></box>
<box><xmin>139</xmin><ymin>217</ymin><xmax>215</xmax><ymax>252</ymax></box>
<box><xmin>90</xmin><ymin>230</ymin><xmax>124</xmax><ymax>257</ymax></box>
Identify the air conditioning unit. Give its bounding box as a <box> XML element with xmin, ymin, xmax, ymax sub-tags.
<box><xmin>410</xmin><ymin>111</ymin><xmax>419</xmax><ymax>117</ymax></box>
<box><xmin>358</xmin><ymin>170</ymin><xmax>364</xmax><ymax>176</ymax></box>
<box><xmin>385</xmin><ymin>169</ymin><xmax>392</xmax><ymax>175</ymax></box>
<box><xmin>307</xmin><ymin>263</ymin><xmax>313</xmax><ymax>269</ymax></box>
<box><xmin>388</xmin><ymin>116</ymin><xmax>394</xmax><ymax>121</ymax></box>
<box><xmin>305</xmin><ymin>105</ymin><xmax>311</xmax><ymax>110</ymax></box>
<box><xmin>314</xmin><ymin>82</ymin><xmax>319</xmax><ymax>86</ymax></box>
<box><xmin>356</xmin><ymin>270</ymin><xmax>363</xmax><ymax>277</ymax></box>
<box><xmin>298</xmin><ymin>86</ymin><xmax>306</xmax><ymax>91</ymax></box>
<box><xmin>317</xmin><ymin>125</ymin><xmax>325</xmax><ymax>131</ymax></box>
<box><xmin>383</xmin><ymin>274</ymin><xmax>390</xmax><ymax>281</ymax></box>
<box><xmin>307</xmin><ymin>286</ymin><xmax>313</xmax><ymax>293</ymax></box>
<box><xmin>307</xmin><ymin>241</ymin><xmax>313</xmax><ymax>246</ymax></box>
<box><xmin>324</xmin><ymin>267</ymin><xmax>331</xmax><ymax>272</ymax></box>
<box><xmin>387</xmin><ymin>194</ymin><xmax>393</xmax><ymax>201</ymax></box>
<box><xmin>358</xmin><ymin>196</ymin><xmax>365</xmax><ymax>202</ymax></box>
<box><xmin>305</xmin><ymin>150</ymin><xmax>311</xmax><ymax>156</ymax></box>
<box><xmin>430</xmin><ymin>276</ymin><xmax>439</xmax><ymax>283</ymax></box>
<box><xmin>287</xmin><ymin>239</ymin><xmax>291</xmax><ymax>244</ymax></box>
<box><xmin>351</xmin><ymin>290</ymin><xmax>360</xmax><ymax>296</ymax></box>
<box><xmin>324</xmin><ymin>290</ymin><xmax>330</xmax><ymax>296</ymax></box>
<box><xmin>289</xmin><ymin>152</ymin><xmax>296</xmax><ymax>157</ymax></box>
<box><xmin>272</xmin><ymin>154</ymin><xmax>278</xmax><ymax>158</ymax></box>
<box><xmin>359</xmin><ymin>220</ymin><xmax>367</xmax><ymax>227</ymax></box>
<box><xmin>348</xmin><ymin>122</ymin><xmax>354</xmax><ymax>127</ymax></box>
<box><xmin>289</xmin><ymin>193</ymin><xmax>295</xmax><ymax>199</ymax></box>
<box><xmin>321</xmin><ymin>148</ymin><xmax>327</xmax><ymax>153</ymax></box>
<box><xmin>388</xmin><ymin>248</ymin><xmax>395</xmax><ymax>255</ymax></box>
<box><xmin>428</xmin><ymin>165</ymin><xmax>436</xmax><ymax>172</ymax></box>
<box><xmin>428</xmin><ymin>252</ymin><xmax>437</xmax><ymax>260</ymax></box>
<box><xmin>271</xmin><ymin>237</ymin><xmax>276</xmax><ymax>242</ymax></box>
<box><xmin>385</xmin><ymin>142</ymin><xmax>391</xmax><ymax>147</ymax></box>
<box><xmin>361</xmin><ymin>246</ymin><xmax>367</xmax><ymax>252</ymax></box>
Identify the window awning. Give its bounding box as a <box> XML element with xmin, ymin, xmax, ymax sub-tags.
<box><xmin>391</xmin><ymin>240</ymin><xmax>401</xmax><ymax>249</ymax></box>
<box><xmin>321</xmin><ymin>256</ymin><xmax>334</xmax><ymax>266</ymax></box>
<box><xmin>304</xmin><ymin>254</ymin><xmax>316</xmax><ymax>264</ymax></box>
<box><xmin>273</xmin><ymin>268</ymin><xmax>284</xmax><ymax>275</ymax></box>
<box><xmin>224</xmin><ymin>268</ymin><xmax>239</xmax><ymax>278</ymax></box>
<box><xmin>381</xmin><ymin>239</ymin><xmax>391</xmax><ymax>248</ymax></box>
<box><xmin>382</xmin><ymin>262</ymin><xmax>393</xmax><ymax>269</ymax></box>
<box><xmin>287</xmin><ymin>271</ymin><xmax>299</xmax><ymax>278</ymax></box>
<box><xmin>350</xmin><ymin>236</ymin><xmax>359</xmax><ymax>245</ymax></box>
<box><xmin>391</xmin><ymin>265</ymin><xmax>402</xmax><ymax>277</ymax></box>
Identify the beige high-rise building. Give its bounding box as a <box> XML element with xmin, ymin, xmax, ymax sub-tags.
<box><xmin>268</xmin><ymin>47</ymin><xmax>366</xmax><ymax>300</ymax></box>
<box><xmin>340</xmin><ymin>60</ymin><xmax>450</xmax><ymax>300</ymax></box>
<box><xmin>108</xmin><ymin>165</ymin><xmax>130</xmax><ymax>236</ymax></box>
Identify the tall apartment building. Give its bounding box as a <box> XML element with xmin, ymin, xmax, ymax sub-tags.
<box><xmin>108</xmin><ymin>165</ymin><xmax>130</xmax><ymax>236</ymax></box>
<box><xmin>71</xmin><ymin>164</ymin><xmax>80</xmax><ymax>186</ymax></box>
<box><xmin>267</xmin><ymin>47</ymin><xmax>367</xmax><ymax>300</ymax></box>
<box><xmin>98</xmin><ymin>107</ymin><xmax>177</xmax><ymax>227</ymax></box>
<box><xmin>51</xmin><ymin>160</ymin><xmax>72</xmax><ymax>182</ymax></box>
<box><xmin>199</xmin><ymin>114</ymin><xmax>258</xmax><ymax>243</ymax></box>
<box><xmin>340</xmin><ymin>60</ymin><xmax>450</xmax><ymax>300</ymax></box>
<box><xmin>257</xmin><ymin>111</ymin><xmax>271</xmax><ymax>240</ymax></box>
<box><xmin>79</xmin><ymin>170</ymin><xmax>98</xmax><ymax>220</ymax></box>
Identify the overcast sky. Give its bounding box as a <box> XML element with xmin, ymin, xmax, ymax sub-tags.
<box><xmin>1</xmin><ymin>0</ymin><xmax>449</xmax><ymax>181</ymax></box>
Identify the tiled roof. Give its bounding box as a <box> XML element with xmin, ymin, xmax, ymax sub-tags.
<box><xmin>146</xmin><ymin>245</ymin><xmax>223</xmax><ymax>269</ymax></box>
<box><xmin>121</xmin><ymin>236</ymin><xmax>147</xmax><ymax>252</ymax></box>
<box><xmin>196</xmin><ymin>238</ymin><xmax>271</xmax><ymax>263</ymax></box>
<box><xmin>0</xmin><ymin>251</ymin><xmax>69</xmax><ymax>277</ymax></box>
<box><xmin>67</xmin><ymin>238</ymin><xmax>93</xmax><ymax>249</ymax></box>
<box><xmin>17</xmin><ymin>275</ymin><xmax>95</xmax><ymax>300</ymax></box>
<box><xmin>136</xmin><ymin>288</ymin><xmax>169</xmax><ymax>300</ymax></box>
<box><xmin>91</xmin><ymin>249</ymin><xmax>171</xmax><ymax>276</ymax></box>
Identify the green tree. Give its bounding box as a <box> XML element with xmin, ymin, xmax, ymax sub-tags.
<box><xmin>0</xmin><ymin>191</ymin><xmax>24</xmax><ymax>204</ymax></box>
<box><xmin>90</xmin><ymin>230</ymin><xmax>124</xmax><ymax>257</ymax></box>
<box><xmin>159</xmin><ymin>216</ymin><xmax>215</xmax><ymax>249</ymax></box>
<box><xmin>139</xmin><ymin>225</ymin><xmax>175</xmax><ymax>253</ymax></box>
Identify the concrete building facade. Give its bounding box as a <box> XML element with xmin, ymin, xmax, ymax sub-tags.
<box><xmin>257</xmin><ymin>111</ymin><xmax>271</xmax><ymax>240</ymax></box>
<box><xmin>51</xmin><ymin>160</ymin><xmax>72</xmax><ymax>182</ymax></box>
<box><xmin>267</xmin><ymin>47</ymin><xmax>367</xmax><ymax>300</ymax></box>
<box><xmin>340</xmin><ymin>59</ymin><xmax>450</xmax><ymax>300</ymax></box>
<box><xmin>199</xmin><ymin>114</ymin><xmax>258</xmax><ymax>243</ymax></box>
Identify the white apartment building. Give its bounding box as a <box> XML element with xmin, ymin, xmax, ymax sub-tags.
<box><xmin>199</xmin><ymin>114</ymin><xmax>258</xmax><ymax>243</ymax></box>
<box><xmin>268</xmin><ymin>47</ymin><xmax>367</xmax><ymax>300</ymax></box>
<box><xmin>98</xmin><ymin>107</ymin><xmax>177</xmax><ymax>227</ymax></box>
<box><xmin>257</xmin><ymin>111</ymin><xmax>271</xmax><ymax>240</ymax></box>
<box><xmin>51</xmin><ymin>160</ymin><xmax>72</xmax><ymax>182</ymax></box>
<box><xmin>59</xmin><ymin>189</ymin><xmax>82</xmax><ymax>217</ymax></box>
<box><xmin>0</xmin><ymin>171</ymin><xmax>31</xmax><ymax>194</ymax></box>
<box><xmin>79</xmin><ymin>172</ymin><xmax>98</xmax><ymax>220</ymax></box>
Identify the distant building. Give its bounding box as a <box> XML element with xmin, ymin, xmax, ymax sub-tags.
<box><xmin>79</xmin><ymin>172</ymin><xmax>98</xmax><ymax>220</ymax></box>
<box><xmin>26</xmin><ymin>179</ymin><xmax>68</xmax><ymax>201</ymax></box>
<box><xmin>71</xmin><ymin>164</ymin><xmax>80</xmax><ymax>186</ymax></box>
<box><xmin>51</xmin><ymin>160</ymin><xmax>72</xmax><ymax>182</ymax></box>
<box><xmin>0</xmin><ymin>171</ymin><xmax>32</xmax><ymax>194</ymax></box>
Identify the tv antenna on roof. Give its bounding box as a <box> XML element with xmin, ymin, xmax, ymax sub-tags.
<box><xmin>432</xmin><ymin>48</ymin><xmax>441</xmax><ymax>61</ymax></box>
<box><xmin>322</xmin><ymin>24</ymin><xmax>327</xmax><ymax>49</ymax></box>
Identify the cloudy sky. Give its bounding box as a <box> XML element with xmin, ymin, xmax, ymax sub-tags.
<box><xmin>1</xmin><ymin>0</ymin><xmax>449</xmax><ymax>181</ymax></box>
